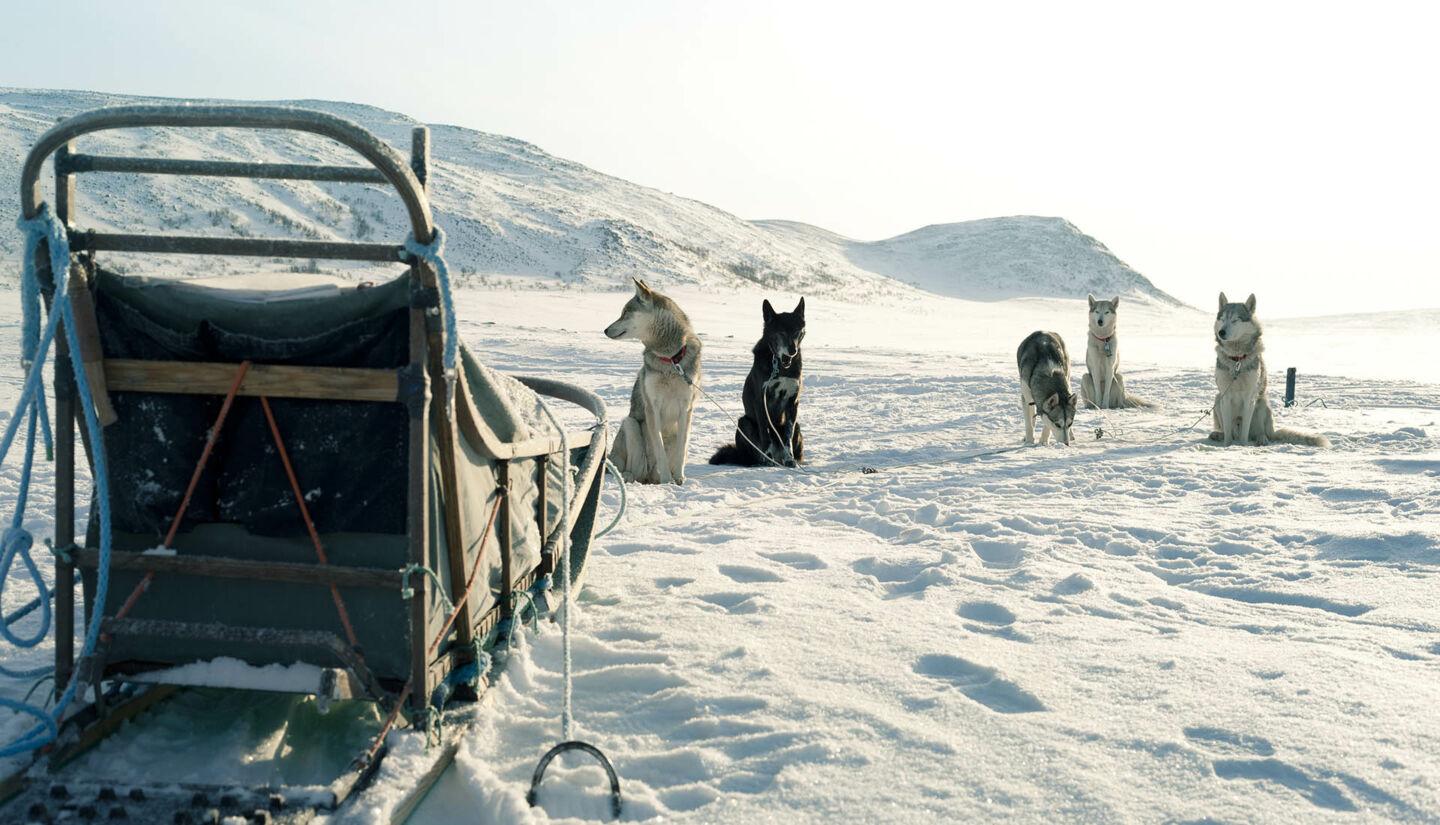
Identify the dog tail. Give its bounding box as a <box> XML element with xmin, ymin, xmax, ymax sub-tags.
<box><xmin>1121</xmin><ymin>393</ymin><xmax>1155</xmax><ymax>409</ymax></box>
<box><xmin>709</xmin><ymin>443</ymin><xmax>756</xmax><ymax>466</ymax></box>
<box><xmin>1271</xmin><ymin>428</ymin><xmax>1331</xmax><ymax>448</ymax></box>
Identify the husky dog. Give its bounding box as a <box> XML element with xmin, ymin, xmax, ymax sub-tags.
<box><xmin>1080</xmin><ymin>294</ymin><xmax>1152</xmax><ymax>409</ymax></box>
<box><xmin>1018</xmin><ymin>331</ymin><xmax>1078</xmax><ymax>446</ymax></box>
<box><xmin>604</xmin><ymin>279</ymin><xmax>703</xmax><ymax>484</ymax></box>
<box><xmin>710</xmin><ymin>298</ymin><xmax>806</xmax><ymax>467</ymax></box>
<box><xmin>1209</xmin><ymin>292</ymin><xmax>1328</xmax><ymax>447</ymax></box>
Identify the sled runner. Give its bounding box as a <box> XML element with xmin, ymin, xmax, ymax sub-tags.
<box><xmin>2</xmin><ymin>104</ymin><xmax>608</xmax><ymax>823</ymax></box>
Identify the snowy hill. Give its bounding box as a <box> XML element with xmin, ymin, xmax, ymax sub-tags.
<box><xmin>1</xmin><ymin>88</ymin><xmax>1178</xmax><ymax>304</ymax></box>
<box><xmin>846</xmin><ymin>217</ymin><xmax>1168</xmax><ymax>302</ymax></box>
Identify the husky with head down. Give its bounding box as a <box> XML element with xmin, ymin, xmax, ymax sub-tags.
<box><xmin>1209</xmin><ymin>292</ymin><xmax>1327</xmax><ymax>447</ymax></box>
<box><xmin>1018</xmin><ymin>330</ymin><xmax>1077</xmax><ymax>446</ymax></box>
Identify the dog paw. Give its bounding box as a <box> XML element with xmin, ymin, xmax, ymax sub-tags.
<box><xmin>672</xmin><ymin>474</ymin><xmax>686</xmax><ymax>485</ymax></box>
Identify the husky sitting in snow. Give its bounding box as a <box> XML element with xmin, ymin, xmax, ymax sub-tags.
<box><xmin>1080</xmin><ymin>294</ymin><xmax>1152</xmax><ymax>409</ymax></box>
<box><xmin>1017</xmin><ymin>330</ymin><xmax>1077</xmax><ymax>446</ymax></box>
<box><xmin>1209</xmin><ymin>292</ymin><xmax>1328</xmax><ymax>447</ymax></box>
<box><xmin>604</xmin><ymin>279</ymin><xmax>703</xmax><ymax>484</ymax></box>
<box><xmin>710</xmin><ymin>297</ymin><xmax>806</xmax><ymax>467</ymax></box>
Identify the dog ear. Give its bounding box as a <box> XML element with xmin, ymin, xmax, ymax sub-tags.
<box><xmin>762</xmin><ymin>299</ymin><xmax>775</xmax><ymax>322</ymax></box>
<box><xmin>1088</xmin><ymin>293</ymin><xmax>1096</xmax><ymax>309</ymax></box>
<box><xmin>1245</xmin><ymin>293</ymin><xmax>1256</xmax><ymax>313</ymax></box>
<box><xmin>1043</xmin><ymin>393</ymin><xmax>1059</xmax><ymax>411</ymax></box>
<box><xmin>1218</xmin><ymin>292</ymin><xmax>1228</xmax><ymax>311</ymax></box>
<box><xmin>794</xmin><ymin>296</ymin><xmax>805</xmax><ymax>317</ymax></box>
<box><xmin>633</xmin><ymin>278</ymin><xmax>654</xmax><ymax>302</ymax></box>
<box><xmin>1111</xmin><ymin>295</ymin><xmax>1120</xmax><ymax>308</ymax></box>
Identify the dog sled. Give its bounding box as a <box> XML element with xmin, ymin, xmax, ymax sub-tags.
<box><xmin>1</xmin><ymin>105</ymin><xmax>609</xmax><ymax>823</ymax></box>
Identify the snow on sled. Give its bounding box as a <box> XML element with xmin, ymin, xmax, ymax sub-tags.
<box><xmin>1</xmin><ymin>105</ymin><xmax>609</xmax><ymax>823</ymax></box>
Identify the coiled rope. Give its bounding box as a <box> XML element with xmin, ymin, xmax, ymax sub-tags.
<box><xmin>1</xmin><ymin>204</ymin><xmax>114</xmax><ymax>758</ymax></box>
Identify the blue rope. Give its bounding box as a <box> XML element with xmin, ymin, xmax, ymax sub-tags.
<box><xmin>399</xmin><ymin>563</ymin><xmax>455</xmax><ymax>615</ymax></box>
<box><xmin>0</xmin><ymin>205</ymin><xmax>114</xmax><ymax>758</ymax></box>
<box><xmin>402</xmin><ymin>227</ymin><xmax>458</xmax><ymax>409</ymax></box>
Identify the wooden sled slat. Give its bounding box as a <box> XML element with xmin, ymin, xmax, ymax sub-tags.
<box><xmin>76</xmin><ymin>549</ymin><xmax>405</xmax><ymax>589</ymax></box>
<box><xmin>103</xmin><ymin>359</ymin><xmax>401</xmax><ymax>402</ymax></box>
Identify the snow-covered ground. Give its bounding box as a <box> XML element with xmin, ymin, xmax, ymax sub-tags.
<box><xmin>0</xmin><ymin>86</ymin><xmax>1437</xmax><ymax>823</ymax></box>
<box><xmin>6</xmin><ymin>282</ymin><xmax>1435</xmax><ymax>823</ymax></box>
<box><xmin>404</xmin><ymin>288</ymin><xmax>1440</xmax><ymax>824</ymax></box>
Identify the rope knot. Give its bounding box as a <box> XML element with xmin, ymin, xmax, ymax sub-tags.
<box><xmin>2</xmin><ymin>526</ymin><xmax>34</xmax><ymax>557</ymax></box>
<box><xmin>402</xmin><ymin>227</ymin><xmax>459</xmax><ymax>412</ymax></box>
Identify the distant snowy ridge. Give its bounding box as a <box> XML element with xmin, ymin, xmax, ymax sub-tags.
<box><xmin>1</xmin><ymin>88</ymin><xmax>1178</xmax><ymax>304</ymax></box>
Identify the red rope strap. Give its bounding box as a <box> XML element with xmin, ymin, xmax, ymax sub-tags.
<box><xmin>258</xmin><ymin>396</ymin><xmax>359</xmax><ymax>650</ymax></box>
<box><xmin>112</xmin><ymin>361</ymin><xmax>252</xmax><ymax>625</ymax></box>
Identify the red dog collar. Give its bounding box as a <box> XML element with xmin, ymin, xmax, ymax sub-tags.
<box><xmin>658</xmin><ymin>345</ymin><xmax>687</xmax><ymax>365</ymax></box>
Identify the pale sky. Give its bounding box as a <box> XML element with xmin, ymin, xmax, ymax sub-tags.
<box><xmin>4</xmin><ymin>0</ymin><xmax>1438</xmax><ymax>316</ymax></box>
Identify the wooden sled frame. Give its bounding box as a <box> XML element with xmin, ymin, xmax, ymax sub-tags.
<box><xmin>18</xmin><ymin>105</ymin><xmax>608</xmax><ymax>735</ymax></box>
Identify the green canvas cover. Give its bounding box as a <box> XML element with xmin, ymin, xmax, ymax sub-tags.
<box><xmin>82</xmin><ymin>270</ymin><xmax>568</xmax><ymax>686</ymax></box>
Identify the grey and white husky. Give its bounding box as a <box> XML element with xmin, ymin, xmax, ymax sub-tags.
<box><xmin>1080</xmin><ymin>294</ymin><xmax>1152</xmax><ymax>409</ymax></box>
<box><xmin>1018</xmin><ymin>330</ymin><xmax>1078</xmax><ymax>446</ymax></box>
<box><xmin>1209</xmin><ymin>292</ymin><xmax>1328</xmax><ymax>447</ymax></box>
<box><xmin>604</xmin><ymin>279</ymin><xmax>703</xmax><ymax>484</ymax></box>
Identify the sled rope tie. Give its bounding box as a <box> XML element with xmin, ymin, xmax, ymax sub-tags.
<box><xmin>427</xmin><ymin>493</ymin><xmax>502</xmax><ymax>658</ymax></box>
<box><xmin>529</xmin><ymin>396</ymin><xmax>624</xmax><ymax>820</ymax></box>
<box><xmin>402</xmin><ymin>227</ymin><xmax>459</xmax><ymax>410</ymax></box>
<box><xmin>111</xmin><ymin>361</ymin><xmax>252</xmax><ymax>633</ymax></box>
<box><xmin>594</xmin><ymin>459</ymin><xmax>626</xmax><ymax>538</ymax></box>
<box><xmin>671</xmin><ymin>360</ymin><xmax>811</xmax><ymax>475</ymax></box>
<box><xmin>1</xmin><ymin>204</ymin><xmax>114</xmax><ymax>758</ymax></box>
<box><xmin>503</xmin><ymin>590</ymin><xmax>541</xmax><ymax>639</ymax></box>
<box><xmin>400</xmin><ymin>565</ymin><xmax>454</xmax><ymax>614</ymax></box>
<box><xmin>416</xmin><ymin>707</ymin><xmax>443</xmax><ymax>750</ymax></box>
<box><xmin>357</xmin><ymin>493</ymin><xmax>504</xmax><ymax>768</ymax></box>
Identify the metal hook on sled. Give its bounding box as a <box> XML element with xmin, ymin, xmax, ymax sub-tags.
<box><xmin>527</xmin><ymin>740</ymin><xmax>623</xmax><ymax>820</ymax></box>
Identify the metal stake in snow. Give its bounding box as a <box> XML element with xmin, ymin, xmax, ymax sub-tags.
<box><xmin>528</xmin><ymin>397</ymin><xmax>623</xmax><ymax>820</ymax></box>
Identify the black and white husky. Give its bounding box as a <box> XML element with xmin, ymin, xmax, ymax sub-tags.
<box><xmin>1209</xmin><ymin>293</ymin><xmax>1328</xmax><ymax>447</ymax></box>
<box><xmin>604</xmin><ymin>279</ymin><xmax>703</xmax><ymax>484</ymax></box>
<box><xmin>1080</xmin><ymin>294</ymin><xmax>1152</xmax><ymax>409</ymax></box>
<box><xmin>1018</xmin><ymin>330</ymin><xmax>1077</xmax><ymax>446</ymax></box>
<box><xmin>710</xmin><ymin>298</ymin><xmax>806</xmax><ymax>467</ymax></box>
